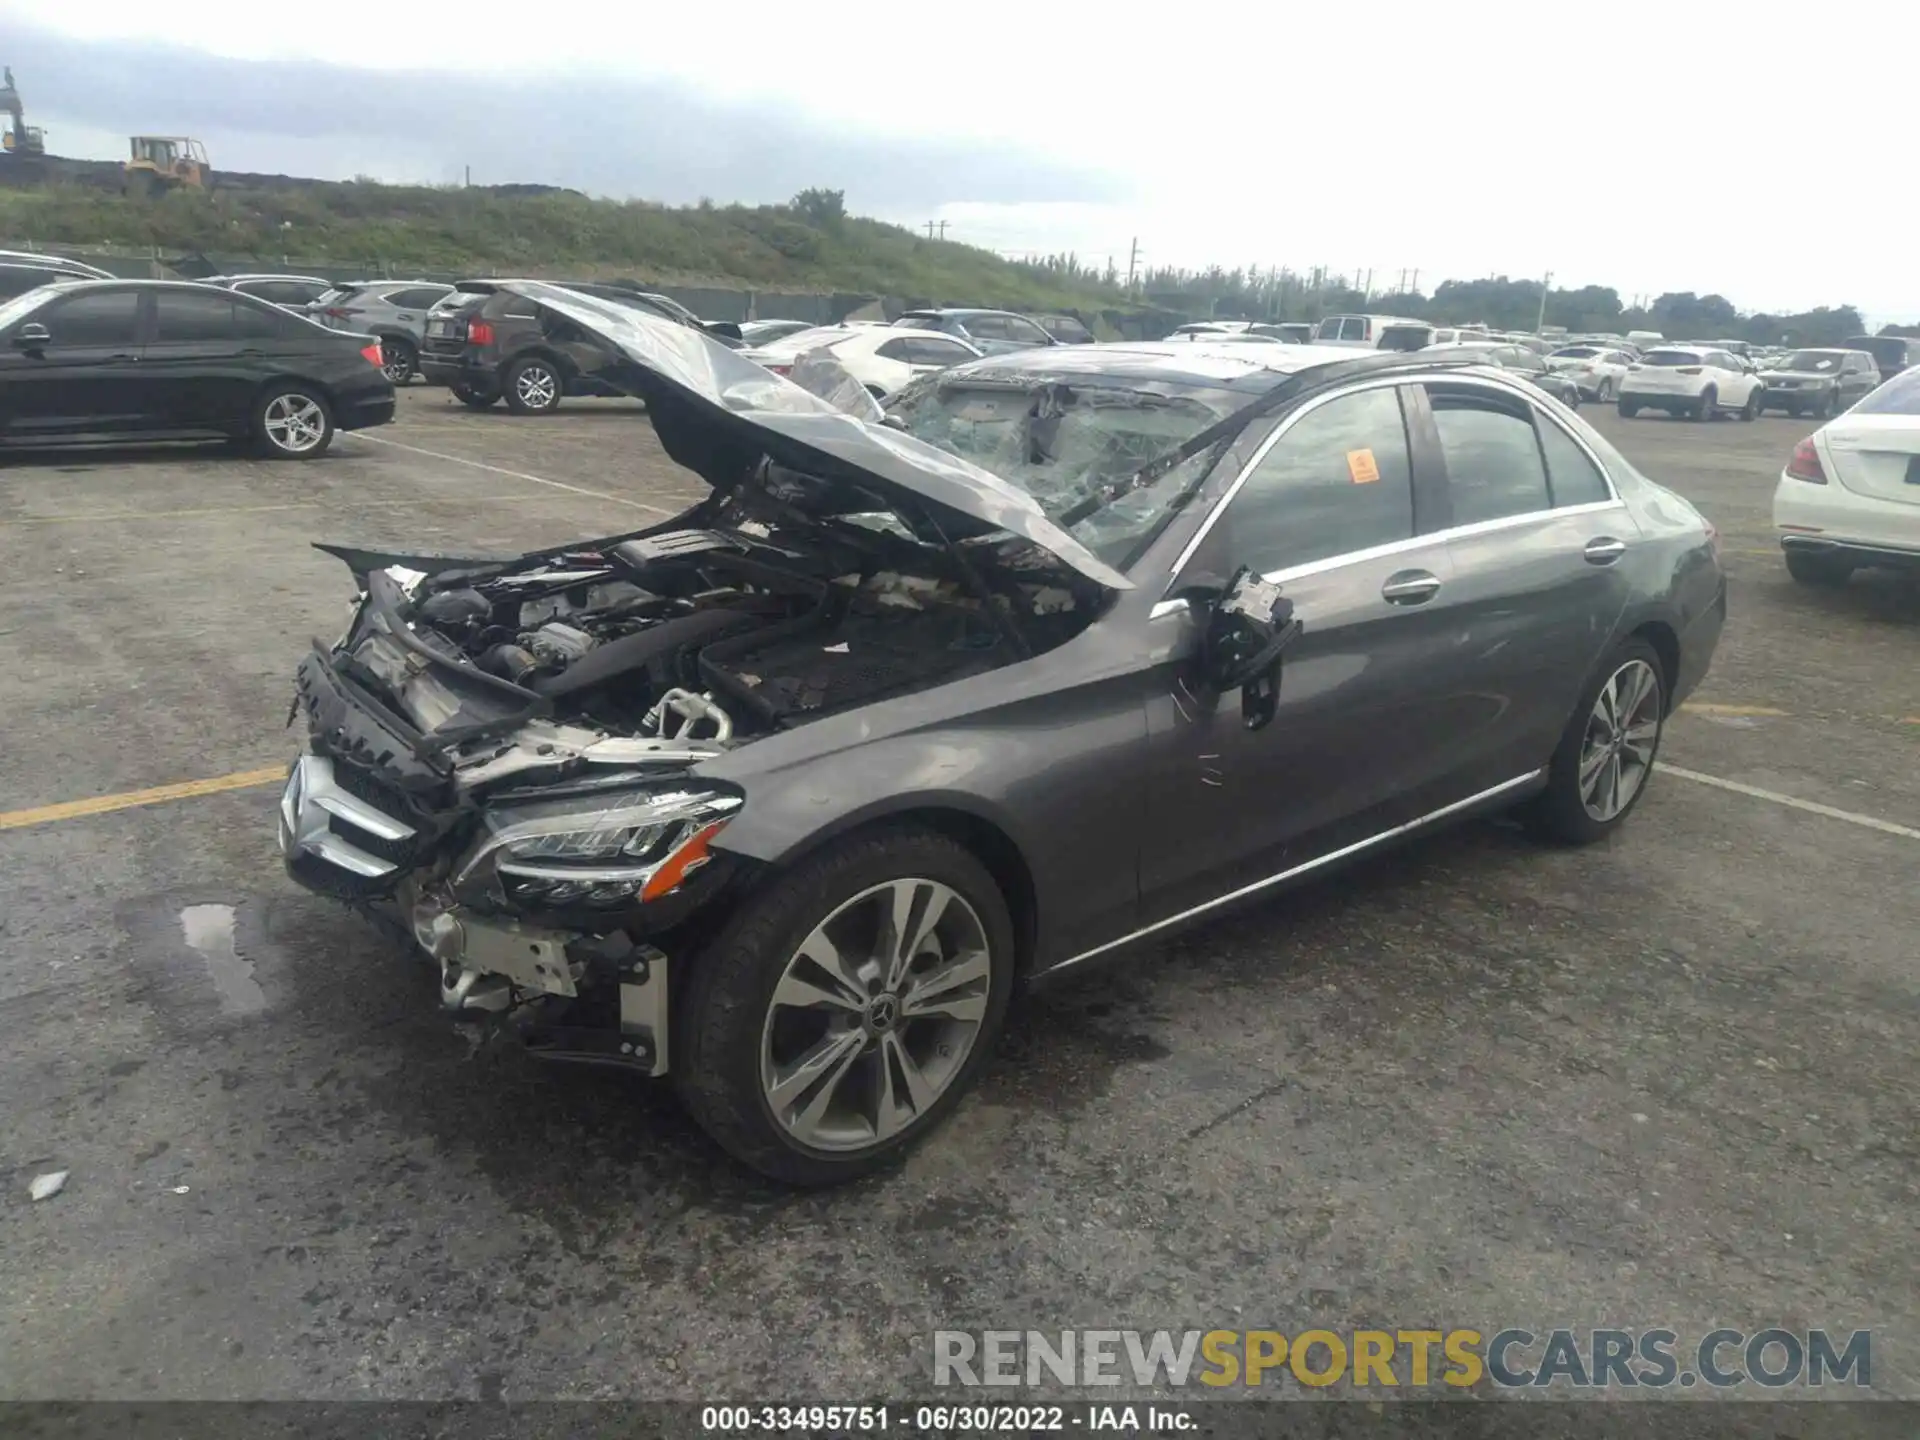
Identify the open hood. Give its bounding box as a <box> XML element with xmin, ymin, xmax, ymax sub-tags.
<box><xmin>502</xmin><ymin>282</ymin><xmax>1131</xmax><ymax>590</ymax></box>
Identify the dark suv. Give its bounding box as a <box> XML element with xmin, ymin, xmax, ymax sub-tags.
<box><xmin>1840</xmin><ymin>335</ymin><xmax>1912</xmax><ymax>383</ymax></box>
<box><xmin>420</xmin><ymin>281</ymin><xmax>738</xmax><ymax>413</ymax></box>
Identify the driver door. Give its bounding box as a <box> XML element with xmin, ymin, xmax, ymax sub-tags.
<box><xmin>0</xmin><ymin>287</ymin><xmax>149</xmax><ymax>440</ymax></box>
<box><xmin>1137</xmin><ymin>380</ymin><xmax>1467</xmax><ymax>926</ymax></box>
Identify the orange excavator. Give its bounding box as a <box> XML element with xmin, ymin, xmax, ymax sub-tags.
<box><xmin>1</xmin><ymin>66</ymin><xmax>47</xmax><ymax>157</ymax></box>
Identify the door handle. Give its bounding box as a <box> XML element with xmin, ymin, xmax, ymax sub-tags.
<box><xmin>1381</xmin><ymin>570</ymin><xmax>1442</xmax><ymax>604</ymax></box>
<box><xmin>1584</xmin><ymin>537</ymin><xmax>1628</xmax><ymax>565</ymax></box>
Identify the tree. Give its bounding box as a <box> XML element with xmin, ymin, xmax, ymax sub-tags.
<box><xmin>789</xmin><ymin>187</ymin><xmax>846</xmax><ymax>230</ymax></box>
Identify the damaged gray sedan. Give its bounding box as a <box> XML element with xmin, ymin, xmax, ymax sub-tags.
<box><xmin>280</xmin><ymin>293</ymin><xmax>1726</xmax><ymax>1184</ymax></box>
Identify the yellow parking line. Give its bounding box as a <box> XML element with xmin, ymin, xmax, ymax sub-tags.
<box><xmin>0</xmin><ymin>766</ymin><xmax>285</xmax><ymax>831</ymax></box>
<box><xmin>1682</xmin><ymin>702</ymin><xmax>1791</xmax><ymax>717</ymax></box>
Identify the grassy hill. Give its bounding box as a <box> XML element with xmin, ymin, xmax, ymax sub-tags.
<box><xmin>0</xmin><ymin>175</ymin><xmax>1129</xmax><ymax>310</ymax></box>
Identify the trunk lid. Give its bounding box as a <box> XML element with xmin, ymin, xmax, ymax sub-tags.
<box><xmin>499</xmin><ymin>281</ymin><xmax>1132</xmax><ymax>590</ymax></box>
<box><xmin>1823</xmin><ymin>415</ymin><xmax>1920</xmax><ymax>507</ymax></box>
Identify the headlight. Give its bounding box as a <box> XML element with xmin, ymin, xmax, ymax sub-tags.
<box><xmin>456</xmin><ymin>786</ymin><xmax>743</xmax><ymax>908</ymax></box>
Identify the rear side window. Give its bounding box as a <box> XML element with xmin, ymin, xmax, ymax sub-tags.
<box><xmin>911</xmin><ymin>338</ymin><xmax>975</xmax><ymax>366</ymax></box>
<box><xmin>0</xmin><ymin>264</ymin><xmax>66</xmax><ymax>299</ymax></box>
<box><xmin>1224</xmin><ymin>386</ymin><xmax>1415</xmax><ymax>573</ymax></box>
<box><xmin>1535</xmin><ymin>416</ymin><xmax>1613</xmax><ymax>506</ymax></box>
<box><xmin>1426</xmin><ymin>386</ymin><xmax>1551</xmax><ymax>525</ymax></box>
<box><xmin>964</xmin><ymin>314</ymin><xmax>1009</xmax><ymax>340</ymax></box>
<box><xmin>382</xmin><ymin>286</ymin><xmax>449</xmax><ymax>310</ymax></box>
<box><xmin>875</xmin><ymin>338</ymin><xmax>915</xmax><ymax>362</ymax></box>
<box><xmin>153</xmin><ymin>289</ymin><xmax>238</xmax><ymax>341</ymax></box>
<box><xmin>234</xmin><ymin>297</ymin><xmax>307</xmax><ymax>340</ymax></box>
<box><xmin>1854</xmin><ymin>367</ymin><xmax>1920</xmax><ymax>415</ymax></box>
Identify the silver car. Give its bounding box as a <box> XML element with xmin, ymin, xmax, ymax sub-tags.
<box><xmin>309</xmin><ymin>280</ymin><xmax>455</xmax><ymax>383</ymax></box>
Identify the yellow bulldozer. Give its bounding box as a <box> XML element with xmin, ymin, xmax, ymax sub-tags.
<box><xmin>124</xmin><ymin>136</ymin><xmax>210</xmax><ymax>196</ymax></box>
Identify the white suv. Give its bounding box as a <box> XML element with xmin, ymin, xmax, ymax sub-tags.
<box><xmin>1772</xmin><ymin>367</ymin><xmax>1920</xmax><ymax>586</ymax></box>
<box><xmin>1545</xmin><ymin>344</ymin><xmax>1634</xmax><ymax>402</ymax></box>
<box><xmin>1618</xmin><ymin>346</ymin><xmax>1764</xmax><ymax>421</ymax></box>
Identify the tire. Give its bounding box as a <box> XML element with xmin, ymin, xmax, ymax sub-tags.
<box><xmin>1523</xmin><ymin>639</ymin><xmax>1667</xmax><ymax>846</ymax></box>
<box><xmin>675</xmin><ymin>826</ymin><xmax>1016</xmax><ymax>1186</ymax></box>
<box><xmin>1692</xmin><ymin>387</ymin><xmax>1717</xmax><ymax>421</ymax></box>
<box><xmin>503</xmin><ymin>355</ymin><xmax>563</xmax><ymax>414</ymax></box>
<box><xmin>1739</xmin><ymin>387</ymin><xmax>1761</xmax><ymax>421</ymax></box>
<box><xmin>1784</xmin><ymin>549</ymin><xmax>1854</xmax><ymax>587</ymax></box>
<box><xmin>1597</xmin><ymin>378</ymin><xmax>1615</xmax><ymax>403</ymax></box>
<box><xmin>451</xmin><ymin>382</ymin><xmax>498</xmax><ymax>410</ymax></box>
<box><xmin>252</xmin><ymin>384</ymin><xmax>335</xmax><ymax>460</ymax></box>
<box><xmin>379</xmin><ymin>337</ymin><xmax>417</xmax><ymax>385</ymax></box>
<box><xmin>1618</xmin><ymin>399</ymin><xmax>1640</xmax><ymax>418</ymax></box>
<box><xmin>1822</xmin><ymin>390</ymin><xmax>1841</xmax><ymax>419</ymax></box>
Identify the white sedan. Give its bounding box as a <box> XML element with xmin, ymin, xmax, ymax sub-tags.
<box><xmin>1544</xmin><ymin>344</ymin><xmax>1635</xmax><ymax>402</ymax></box>
<box><xmin>1618</xmin><ymin>345</ymin><xmax>1764</xmax><ymax>421</ymax></box>
<box><xmin>739</xmin><ymin>324</ymin><xmax>981</xmax><ymax>398</ymax></box>
<box><xmin>1772</xmin><ymin>367</ymin><xmax>1920</xmax><ymax>586</ymax></box>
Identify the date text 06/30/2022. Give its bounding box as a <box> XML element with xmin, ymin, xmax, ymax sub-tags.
<box><xmin>701</xmin><ymin>1405</ymin><xmax>1196</xmax><ymax>1432</ymax></box>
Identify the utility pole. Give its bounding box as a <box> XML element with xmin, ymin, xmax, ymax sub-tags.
<box><xmin>924</xmin><ymin>220</ymin><xmax>935</xmax><ymax>239</ymax></box>
<box><xmin>937</xmin><ymin>220</ymin><xmax>949</xmax><ymax>240</ymax></box>
<box><xmin>1535</xmin><ymin>271</ymin><xmax>1553</xmax><ymax>334</ymax></box>
<box><xmin>463</xmin><ymin>164</ymin><xmax>471</xmax><ymax>188</ymax></box>
<box><xmin>1125</xmin><ymin>236</ymin><xmax>1141</xmax><ymax>293</ymax></box>
<box><xmin>1410</xmin><ymin>268</ymin><xmax>1419</xmax><ymax>294</ymax></box>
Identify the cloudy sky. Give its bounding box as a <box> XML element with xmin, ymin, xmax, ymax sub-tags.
<box><xmin>4</xmin><ymin>2</ymin><xmax>1916</xmax><ymax>322</ymax></box>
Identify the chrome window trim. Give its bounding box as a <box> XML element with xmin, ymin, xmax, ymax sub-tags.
<box><xmin>1164</xmin><ymin>367</ymin><xmax>1625</xmax><ymax>592</ymax></box>
<box><xmin>1049</xmin><ymin>769</ymin><xmax>1545</xmax><ymax>973</ymax></box>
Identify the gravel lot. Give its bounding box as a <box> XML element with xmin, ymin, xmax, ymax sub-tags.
<box><xmin>1</xmin><ymin>385</ymin><xmax>1914</xmax><ymax>1401</ymax></box>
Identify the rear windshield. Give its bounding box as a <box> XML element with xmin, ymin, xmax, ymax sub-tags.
<box><xmin>888</xmin><ymin>378</ymin><xmax>1239</xmax><ymax>568</ymax></box>
<box><xmin>1853</xmin><ymin>367</ymin><xmax>1920</xmax><ymax>415</ymax></box>
<box><xmin>895</xmin><ymin>312</ymin><xmax>942</xmax><ymax>328</ymax></box>
<box><xmin>1777</xmin><ymin>350</ymin><xmax>1842</xmax><ymax>372</ymax></box>
<box><xmin>1640</xmin><ymin>350</ymin><xmax>1702</xmax><ymax>366</ymax></box>
<box><xmin>1377</xmin><ymin>325</ymin><xmax>1432</xmax><ymax>352</ymax></box>
<box><xmin>1552</xmin><ymin>346</ymin><xmax>1601</xmax><ymax>358</ymax></box>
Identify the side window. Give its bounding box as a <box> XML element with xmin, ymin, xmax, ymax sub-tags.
<box><xmin>964</xmin><ymin>315</ymin><xmax>1009</xmax><ymax>341</ymax></box>
<box><xmin>1535</xmin><ymin>413</ymin><xmax>1613</xmax><ymax>507</ymax></box>
<box><xmin>1003</xmin><ymin>316</ymin><xmax>1050</xmax><ymax>345</ymax></box>
<box><xmin>875</xmin><ymin>338</ymin><xmax>915</xmax><ymax>362</ymax></box>
<box><xmin>1426</xmin><ymin>386</ymin><xmax>1551</xmax><ymax>526</ymax></box>
<box><xmin>915</xmin><ymin>338</ymin><xmax>976</xmax><ymax>366</ymax></box>
<box><xmin>385</xmin><ymin>286</ymin><xmax>448</xmax><ymax>310</ymax></box>
<box><xmin>234</xmin><ymin>297</ymin><xmax>304</xmax><ymax>340</ymax></box>
<box><xmin>152</xmin><ymin>289</ymin><xmax>237</xmax><ymax>342</ymax></box>
<box><xmin>41</xmin><ymin>290</ymin><xmax>141</xmax><ymax>345</ymax></box>
<box><xmin>1222</xmin><ymin>386</ymin><xmax>1415</xmax><ymax>574</ymax></box>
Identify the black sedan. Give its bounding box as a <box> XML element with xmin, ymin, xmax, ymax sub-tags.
<box><xmin>276</xmin><ymin>298</ymin><xmax>1726</xmax><ymax>1184</ymax></box>
<box><xmin>0</xmin><ymin>279</ymin><xmax>395</xmax><ymax>457</ymax></box>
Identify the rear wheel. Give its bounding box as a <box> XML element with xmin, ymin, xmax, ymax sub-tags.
<box><xmin>1693</xmin><ymin>387</ymin><xmax>1717</xmax><ymax>421</ymax></box>
<box><xmin>253</xmin><ymin>384</ymin><xmax>334</xmax><ymax>459</ymax></box>
<box><xmin>1524</xmin><ymin>640</ymin><xmax>1666</xmax><ymax>845</ymax></box>
<box><xmin>675</xmin><ymin>826</ymin><xmax>1015</xmax><ymax>1186</ymax></box>
<box><xmin>379</xmin><ymin>338</ymin><xmax>417</xmax><ymax>385</ymax></box>
<box><xmin>1597</xmin><ymin>378</ymin><xmax>1615</xmax><ymax>403</ymax></box>
<box><xmin>503</xmin><ymin>355</ymin><xmax>563</xmax><ymax>414</ymax></box>
<box><xmin>1784</xmin><ymin>549</ymin><xmax>1854</xmax><ymax>587</ymax></box>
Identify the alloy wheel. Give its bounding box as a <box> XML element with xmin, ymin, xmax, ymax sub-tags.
<box><xmin>1579</xmin><ymin>659</ymin><xmax>1661</xmax><ymax>822</ymax></box>
<box><xmin>263</xmin><ymin>393</ymin><xmax>327</xmax><ymax>453</ymax></box>
<box><xmin>759</xmin><ymin>877</ymin><xmax>992</xmax><ymax>1153</ymax></box>
<box><xmin>381</xmin><ymin>346</ymin><xmax>414</xmax><ymax>384</ymax></box>
<box><xmin>515</xmin><ymin>364</ymin><xmax>558</xmax><ymax>409</ymax></box>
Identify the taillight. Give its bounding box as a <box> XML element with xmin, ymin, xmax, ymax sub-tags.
<box><xmin>467</xmin><ymin>319</ymin><xmax>494</xmax><ymax>346</ymax></box>
<box><xmin>360</xmin><ymin>341</ymin><xmax>383</xmax><ymax>369</ymax></box>
<box><xmin>324</xmin><ymin>306</ymin><xmax>353</xmax><ymax>319</ymax></box>
<box><xmin>1675</xmin><ymin>366</ymin><xmax>1702</xmax><ymax>375</ymax></box>
<box><xmin>1785</xmin><ymin>439</ymin><xmax>1827</xmax><ymax>484</ymax></box>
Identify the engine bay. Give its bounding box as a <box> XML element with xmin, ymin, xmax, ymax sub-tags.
<box><xmin>339</xmin><ymin>476</ymin><xmax>1107</xmax><ymax>758</ymax></box>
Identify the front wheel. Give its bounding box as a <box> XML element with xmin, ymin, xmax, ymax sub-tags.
<box><xmin>675</xmin><ymin>826</ymin><xmax>1015</xmax><ymax>1186</ymax></box>
<box><xmin>503</xmin><ymin>355</ymin><xmax>563</xmax><ymax>414</ymax></box>
<box><xmin>1618</xmin><ymin>399</ymin><xmax>1640</xmax><ymax>418</ymax></box>
<box><xmin>451</xmin><ymin>382</ymin><xmax>498</xmax><ymax>410</ymax></box>
<box><xmin>1524</xmin><ymin>640</ymin><xmax>1666</xmax><ymax>845</ymax></box>
<box><xmin>1597</xmin><ymin>378</ymin><xmax>1615</xmax><ymax>403</ymax></box>
<box><xmin>253</xmin><ymin>384</ymin><xmax>335</xmax><ymax>459</ymax></box>
<box><xmin>1823</xmin><ymin>390</ymin><xmax>1842</xmax><ymax>418</ymax></box>
<box><xmin>1740</xmin><ymin>387</ymin><xmax>1761</xmax><ymax>421</ymax></box>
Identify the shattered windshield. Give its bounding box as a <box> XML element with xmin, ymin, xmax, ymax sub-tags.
<box><xmin>887</xmin><ymin>378</ymin><xmax>1238</xmax><ymax>568</ymax></box>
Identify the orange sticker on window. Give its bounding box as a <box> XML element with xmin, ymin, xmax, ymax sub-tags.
<box><xmin>1347</xmin><ymin>448</ymin><xmax>1381</xmax><ymax>484</ymax></box>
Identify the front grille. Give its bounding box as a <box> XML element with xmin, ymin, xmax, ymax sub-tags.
<box><xmin>278</xmin><ymin>754</ymin><xmax>430</xmax><ymax>899</ymax></box>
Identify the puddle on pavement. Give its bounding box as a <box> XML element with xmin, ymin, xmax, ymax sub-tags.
<box><xmin>179</xmin><ymin>903</ymin><xmax>267</xmax><ymax>1016</ymax></box>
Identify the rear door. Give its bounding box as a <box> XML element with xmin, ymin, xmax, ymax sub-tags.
<box><xmin>0</xmin><ymin>286</ymin><xmax>148</xmax><ymax>438</ymax></box>
<box><xmin>141</xmin><ymin>287</ymin><xmax>255</xmax><ymax>430</ymax></box>
<box><xmin>960</xmin><ymin>313</ymin><xmax>1015</xmax><ymax>354</ymax></box>
<box><xmin>1407</xmin><ymin>378</ymin><xmax>1636</xmax><ymax>811</ymax></box>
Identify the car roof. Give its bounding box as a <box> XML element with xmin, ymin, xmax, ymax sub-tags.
<box><xmin>900</xmin><ymin>307</ymin><xmax>1022</xmax><ymax>319</ymax></box>
<box><xmin>934</xmin><ymin>340</ymin><xmax>1470</xmax><ymax>395</ymax></box>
